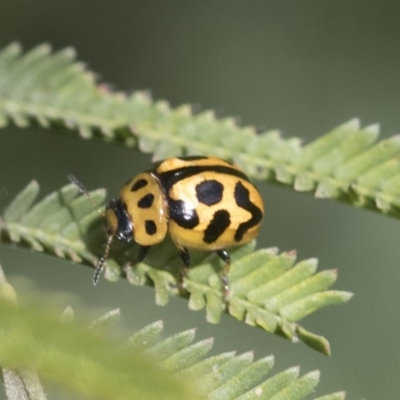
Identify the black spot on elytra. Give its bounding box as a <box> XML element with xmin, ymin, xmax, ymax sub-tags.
<box><xmin>145</xmin><ymin>220</ymin><xmax>157</xmax><ymax>235</ymax></box>
<box><xmin>203</xmin><ymin>209</ymin><xmax>231</xmax><ymax>244</ymax></box>
<box><xmin>169</xmin><ymin>198</ymin><xmax>199</xmax><ymax>229</ymax></box>
<box><xmin>234</xmin><ymin>181</ymin><xmax>263</xmax><ymax>242</ymax></box>
<box><xmin>137</xmin><ymin>193</ymin><xmax>154</xmax><ymax>209</ymax></box>
<box><xmin>155</xmin><ymin>165</ymin><xmax>250</xmax><ymax>193</ymax></box>
<box><xmin>196</xmin><ymin>180</ymin><xmax>224</xmax><ymax>206</ymax></box>
<box><xmin>131</xmin><ymin>179</ymin><xmax>148</xmax><ymax>191</ymax></box>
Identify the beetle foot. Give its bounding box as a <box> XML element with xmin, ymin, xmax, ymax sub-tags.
<box><xmin>220</xmin><ymin>272</ymin><xmax>231</xmax><ymax>303</ymax></box>
<box><xmin>169</xmin><ymin>266</ymin><xmax>189</xmax><ymax>295</ymax></box>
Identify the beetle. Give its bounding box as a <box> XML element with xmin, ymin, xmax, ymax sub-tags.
<box><xmin>70</xmin><ymin>156</ymin><xmax>264</xmax><ymax>295</ymax></box>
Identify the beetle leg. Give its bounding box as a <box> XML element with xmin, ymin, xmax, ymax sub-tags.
<box><xmin>178</xmin><ymin>246</ymin><xmax>191</xmax><ymax>284</ymax></box>
<box><xmin>125</xmin><ymin>245</ymin><xmax>151</xmax><ymax>268</ymax></box>
<box><xmin>137</xmin><ymin>245</ymin><xmax>151</xmax><ymax>262</ymax></box>
<box><xmin>123</xmin><ymin>245</ymin><xmax>151</xmax><ymax>280</ymax></box>
<box><xmin>215</xmin><ymin>249</ymin><xmax>231</xmax><ymax>299</ymax></box>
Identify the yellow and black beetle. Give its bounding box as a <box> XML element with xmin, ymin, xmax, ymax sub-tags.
<box><xmin>70</xmin><ymin>156</ymin><xmax>264</xmax><ymax>294</ymax></box>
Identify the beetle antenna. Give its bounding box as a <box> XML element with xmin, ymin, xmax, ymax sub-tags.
<box><xmin>68</xmin><ymin>174</ymin><xmax>105</xmax><ymax>217</ymax></box>
<box><xmin>69</xmin><ymin>174</ymin><xmax>113</xmax><ymax>285</ymax></box>
<box><xmin>93</xmin><ymin>234</ymin><xmax>113</xmax><ymax>285</ymax></box>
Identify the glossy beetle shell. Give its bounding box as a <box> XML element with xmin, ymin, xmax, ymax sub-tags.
<box><xmin>106</xmin><ymin>156</ymin><xmax>264</xmax><ymax>253</ymax></box>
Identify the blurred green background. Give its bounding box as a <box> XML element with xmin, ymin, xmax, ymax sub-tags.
<box><xmin>1</xmin><ymin>1</ymin><xmax>400</xmax><ymax>398</ymax></box>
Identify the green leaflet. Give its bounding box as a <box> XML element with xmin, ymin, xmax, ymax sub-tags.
<box><xmin>0</xmin><ymin>268</ymin><xmax>349</xmax><ymax>400</ymax></box>
<box><xmin>1</xmin><ymin>181</ymin><xmax>105</xmax><ymax>262</ymax></box>
<box><xmin>0</xmin><ymin>305</ymin><xmax>195</xmax><ymax>400</ymax></box>
<box><xmin>1</xmin><ymin>43</ymin><xmax>400</xmax><ymax>217</ymax></box>
<box><xmin>0</xmin><ymin>181</ymin><xmax>352</xmax><ymax>355</ymax></box>
<box><xmin>0</xmin><ymin>300</ymin><xmax>349</xmax><ymax>400</ymax></box>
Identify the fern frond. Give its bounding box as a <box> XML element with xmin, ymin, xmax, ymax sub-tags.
<box><xmin>0</xmin><ymin>42</ymin><xmax>124</xmax><ymax>136</ymax></box>
<box><xmin>0</xmin><ymin>182</ymin><xmax>352</xmax><ymax>355</ymax></box>
<box><xmin>0</xmin><ymin>268</ymin><xmax>348</xmax><ymax>400</ymax></box>
<box><xmin>0</xmin><ymin>301</ymin><xmax>196</xmax><ymax>399</ymax></box>
<box><xmin>0</xmin><ymin>299</ymin><xmax>350</xmax><ymax>400</ymax></box>
<box><xmin>1</xmin><ymin>43</ymin><xmax>400</xmax><ymax>218</ymax></box>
